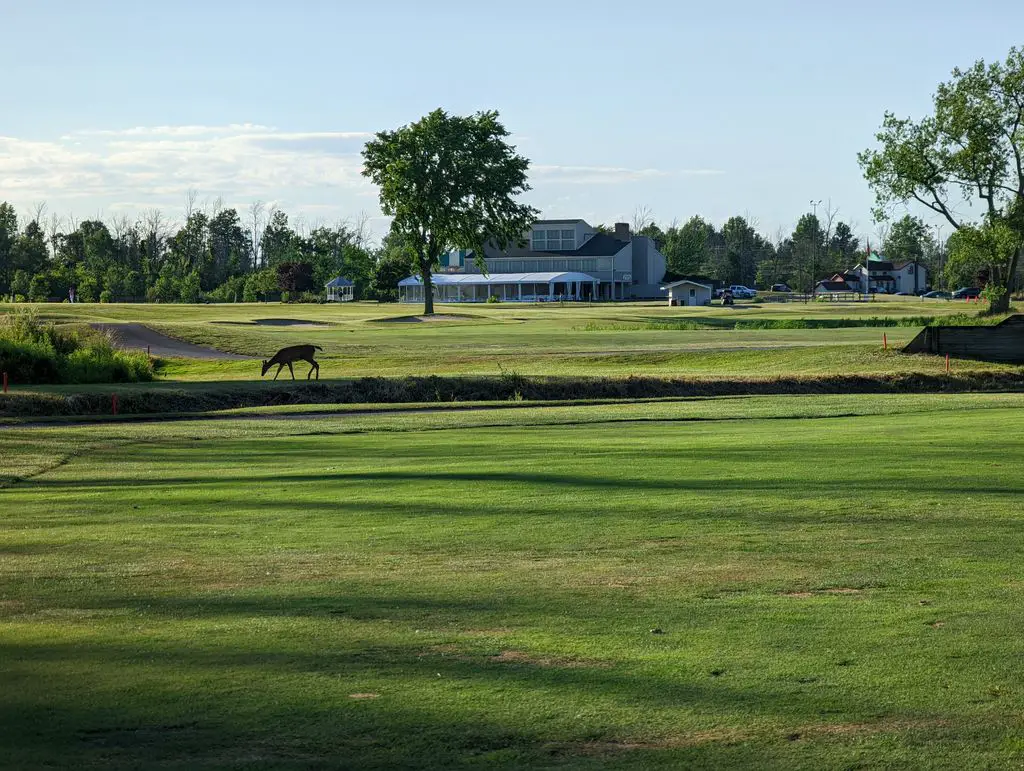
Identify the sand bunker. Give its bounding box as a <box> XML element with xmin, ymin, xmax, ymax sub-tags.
<box><xmin>372</xmin><ymin>314</ymin><xmax>476</xmax><ymax>323</ymax></box>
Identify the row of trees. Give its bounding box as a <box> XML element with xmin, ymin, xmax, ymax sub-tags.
<box><xmin>0</xmin><ymin>197</ymin><xmax>414</xmax><ymax>304</ymax></box>
<box><xmin>630</xmin><ymin>209</ymin><xmax>949</xmax><ymax>291</ymax></box>
<box><xmin>0</xmin><ymin>194</ymin><xmax>963</xmax><ymax>306</ymax></box>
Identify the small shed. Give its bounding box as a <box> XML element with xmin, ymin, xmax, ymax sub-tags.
<box><xmin>325</xmin><ymin>276</ymin><xmax>354</xmax><ymax>302</ymax></box>
<box><xmin>662</xmin><ymin>279</ymin><xmax>712</xmax><ymax>307</ymax></box>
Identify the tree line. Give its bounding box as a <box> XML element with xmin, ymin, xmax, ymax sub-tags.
<box><xmin>0</xmin><ymin>196</ymin><xmax>957</xmax><ymax>305</ymax></box>
<box><xmin>0</xmin><ymin>197</ymin><xmax>416</xmax><ymax>304</ymax></box>
<box><xmin>632</xmin><ymin>210</ymin><xmax>948</xmax><ymax>291</ymax></box>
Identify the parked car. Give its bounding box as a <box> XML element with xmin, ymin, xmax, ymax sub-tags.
<box><xmin>770</xmin><ymin>283</ymin><xmax>792</xmax><ymax>292</ymax></box>
<box><xmin>952</xmin><ymin>287</ymin><xmax>982</xmax><ymax>299</ymax></box>
<box><xmin>894</xmin><ymin>291</ymin><xmax>913</xmax><ymax>296</ymax></box>
<box><xmin>923</xmin><ymin>290</ymin><xmax>952</xmax><ymax>299</ymax></box>
<box><xmin>728</xmin><ymin>285</ymin><xmax>757</xmax><ymax>299</ymax></box>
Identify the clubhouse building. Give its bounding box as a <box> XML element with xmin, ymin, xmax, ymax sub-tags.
<box><xmin>398</xmin><ymin>219</ymin><xmax>668</xmax><ymax>303</ymax></box>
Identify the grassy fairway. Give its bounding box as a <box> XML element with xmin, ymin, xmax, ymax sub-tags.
<box><xmin>3</xmin><ymin>395</ymin><xmax>1024</xmax><ymax>768</ymax></box>
<box><xmin>4</xmin><ymin>299</ymin><xmax>1020</xmax><ymax>384</ymax></box>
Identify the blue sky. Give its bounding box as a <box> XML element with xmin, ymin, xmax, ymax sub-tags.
<box><xmin>2</xmin><ymin>0</ymin><xmax>1022</xmax><ymax>243</ymax></box>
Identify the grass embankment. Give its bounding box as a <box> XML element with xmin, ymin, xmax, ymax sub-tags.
<box><xmin>3</xmin><ymin>395</ymin><xmax>1024</xmax><ymax>767</ymax></box>
<box><xmin>0</xmin><ymin>310</ymin><xmax>152</xmax><ymax>384</ymax></box>
<box><xmin>3</xmin><ymin>366</ymin><xmax>1024</xmax><ymax>417</ymax></box>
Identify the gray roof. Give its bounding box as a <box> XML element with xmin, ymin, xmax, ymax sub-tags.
<box><xmin>534</xmin><ymin>219</ymin><xmax>586</xmax><ymax>225</ymax></box>
<box><xmin>325</xmin><ymin>276</ymin><xmax>353</xmax><ymax>287</ymax></box>
<box><xmin>470</xmin><ymin>232</ymin><xmax>629</xmax><ymax>261</ymax></box>
<box><xmin>662</xmin><ymin>279</ymin><xmax>712</xmax><ymax>290</ymax></box>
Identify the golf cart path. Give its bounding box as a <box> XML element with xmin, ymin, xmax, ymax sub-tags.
<box><xmin>92</xmin><ymin>323</ymin><xmax>251</xmax><ymax>360</ymax></box>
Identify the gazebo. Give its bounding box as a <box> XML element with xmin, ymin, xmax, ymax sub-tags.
<box><xmin>325</xmin><ymin>276</ymin><xmax>354</xmax><ymax>302</ymax></box>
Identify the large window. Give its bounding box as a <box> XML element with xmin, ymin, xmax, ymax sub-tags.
<box><xmin>532</xmin><ymin>228</ymin><xmax>576</xmax><ymax>251</ymax></box>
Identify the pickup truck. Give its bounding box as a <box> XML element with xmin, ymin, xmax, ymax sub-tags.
<box><xmin>727</xmin><ymin>285</ymin><xmax>757</xmax><ymax>299</ymax></box>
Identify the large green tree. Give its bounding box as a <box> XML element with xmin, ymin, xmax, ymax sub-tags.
<box><xmin>362</xmin><ymin>109</ymin><xmax>537</xmax><ymax>315</ymax></box>
<box><xmin>661</xmin><ymin>216</ymin><xmax>713</xmax><ymax>277</ymax></box>
<box><xmin>860</xmin><ymin>47</ymin><xmax>1024</xmax><ymax>311</ymax></box>
<box><xmin>0</xmin><ymin>202</ymin><xmax>19</xmax><ymax>293</ymax></box>
<box><xmin>883</xmin><ymin>215</ymin><xmax>934</xmax><ymax>279</ymax></box>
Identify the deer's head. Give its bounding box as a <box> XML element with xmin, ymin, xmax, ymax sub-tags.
<box><xmin>261</xmin><ymin>359</ymin><xmax>271</xmax><ymax>376</ymax></box>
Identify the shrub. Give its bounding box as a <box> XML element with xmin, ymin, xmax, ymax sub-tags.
<box><xmin>0</xmin><ymin>309</ymin><xmax>153</xmax><ymax>385</ymax></box>
<box><xmin>99</xmin><ymin>290</ymin><xmax>113</xmax><ymax>303</ymax></box>
<box><xmin>486</xmin><ymin>294</ymin><xmax>501</xmax><ymax>303</ymax></box>
<box><xmin>179</xmin><ymin>271</ymin><xmax>203</xmax><ymax>304</ymax></box>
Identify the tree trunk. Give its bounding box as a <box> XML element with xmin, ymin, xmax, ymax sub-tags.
<box><xmin>991</xmin><ymin>246</ymin><xmax>1020</xmax><ymax>314</ymax></box>
<box><xmin>420</xmin><ymin>261</ymin><xmax>434</xmax><ymax>316</ymax></box>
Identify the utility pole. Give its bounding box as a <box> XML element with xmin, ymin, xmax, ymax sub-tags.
<box><xmin>934</xmin><ymin>224</ymin><xmax>945</xmax><ymax>288</ymax></box>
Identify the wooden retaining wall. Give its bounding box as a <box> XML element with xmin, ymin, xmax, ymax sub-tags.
<box><xmin>904</xmin><ymin>315</ymin><xmax>1024</xmax><ymax>363</ymax></box>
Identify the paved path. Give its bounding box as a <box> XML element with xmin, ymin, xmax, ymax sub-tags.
<box><xmin>92</xmin><ymin>323</ymin><xmax>250</xmax><ymax>360</ymax></box>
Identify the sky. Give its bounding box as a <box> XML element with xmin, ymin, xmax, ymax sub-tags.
<box><xmin>2</xmin><ymin>0</ymin><xmax>1023</xmax><ymax>245</ymax></box>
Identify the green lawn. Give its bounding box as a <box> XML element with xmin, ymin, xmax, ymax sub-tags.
<box><xmin>4</xmin><ymin>394</ymin><xmax>1024</xmax><ymax>768</ymax></box>
<box><xmin>4</xmin><ymin>299</ymin><xmax>1020</xmax><ymax>385</ymax></box>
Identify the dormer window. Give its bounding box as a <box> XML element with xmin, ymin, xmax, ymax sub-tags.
<box><xmin>531</xmin><ymin>228</ymin><xmax>576</xmax><ymax>251</ymax></box>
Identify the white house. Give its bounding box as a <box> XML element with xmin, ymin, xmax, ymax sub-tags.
<box><xmin>846</xmin><ymin>256</ymin><xmax>927</xmax><ymax>294</ymax></box>
<box><xmin>399</xmin><ymin>219</ymin><xmax>669</xmax><ymax>302</ymax></box>
<box><xmin>325</xmin><ymin>276</ymin><xmax>354</xmax><ymax>302</ymax></box>
<box><xmin>662</xmin><ymin>279</ymin><xmax>712</xmax><ymax>306</ymax></box>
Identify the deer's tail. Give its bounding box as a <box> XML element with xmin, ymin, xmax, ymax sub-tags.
<box><xmin>313</xmin><ymin>345</ymin><xmax>323</xmax><ymax>351</ymax></box>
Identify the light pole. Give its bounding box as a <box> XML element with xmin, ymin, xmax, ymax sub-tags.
<box><xmin>810</xmin><ymin>199</ymin><xmax>822</xmax><ymax>294</ymax></box>
<box><xmin>934</xmin><ymin>224</ymin><xmax>945</xmax><ymax>288</ymax></box>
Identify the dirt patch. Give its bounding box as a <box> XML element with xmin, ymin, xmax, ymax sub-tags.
<box><xmin>420</xmin><ymin>645</ymin><xmax>607</xmax><ymax>669</ymax></box>
<box><xmin>348</xmin><ymin>693</ymin><xmax>380</xmax><ymax>700</ymax></box>
<box><xmin>489</xmin><ymin>649</ymin><xmax>609</xmax><ymax>669</ymax></box>
<box><xmin>781</xmin><ymin>587</ymin><xmax>864</xmax><ymax>598</ymax></box>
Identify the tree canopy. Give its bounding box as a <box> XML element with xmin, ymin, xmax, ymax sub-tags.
<box><xmin>362</xmin><ymin>109</ymin><xmax>537</xmax><ymax>315</ymax></box>
<box><xmin>860</xmin><ymin>46</ymin><xmax>1024</xmax><ymax>310</ymax></box>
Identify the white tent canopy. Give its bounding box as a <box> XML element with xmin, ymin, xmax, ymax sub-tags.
<box><xmin>398</xmin><ymin>271</ymin><xmax>600</xmax><ymax>303</ymax></box>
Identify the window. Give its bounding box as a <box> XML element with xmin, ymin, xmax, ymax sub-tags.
<box><xmin>689</xmin><ymin>288</ymin><xmax>696</xmax><ymax>297</ymax></box>
<box><xmin>531</xmin><ymin>227</ymin><xmax>577</xmax><ymax>251</ymax></box>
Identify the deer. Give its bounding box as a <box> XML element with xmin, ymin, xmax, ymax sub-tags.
<box><xmin>261</xmin><ymin>344</ymin><xmax>323</xmax><ymax>380</ymax></box>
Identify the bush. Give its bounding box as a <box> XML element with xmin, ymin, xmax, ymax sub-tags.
<box><xmin>0</xmin><ymin>308</ymin><xmax>153</xmax><ymax>385</ymax></box>
<box><xmin>207</xmin><ymin>276</ymin><xmax>247</xmax><ymax>303</ymax></box>
<box><xmin>179</xmin><ymin>271</ymin><xmax>203</xmax><ymax>304</ymax></box>
<box><xmin>99</xmin><ymin>290</ymin><xmax>113</xmax><ymax>303</ymax></box>
<box><xmin>486</xmin><ymin>294</ymin><xmax>501</xmax><ymax>303</ymax></box>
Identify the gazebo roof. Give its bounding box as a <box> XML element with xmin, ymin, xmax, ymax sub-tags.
<box><xmin>398</xmin><ymin>271</ymin><xmax>599</xmax><ymax>287</ymax></box>
<box><xmin>325</xmin><ymin>276</ymin><xmax>354</xmax><ymax>287</ymax></box>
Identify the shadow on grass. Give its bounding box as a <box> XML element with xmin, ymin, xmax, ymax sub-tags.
<box><xmin>0</xmin><ymin>606</ymin><xmax>958</xmax><ymax>769</ymax></box>
<box><xmin>16</xmin><ymin>467</ymin><xmax>1024</xmax><ymax>503</ymax></box>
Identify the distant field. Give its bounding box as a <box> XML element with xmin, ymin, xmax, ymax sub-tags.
<box><xmin>4</xmin><ymin>394</ymin><xmax>1024</xmax><ymax>768</ymax></box>
<box><xmin>2</xmin><ymin>299</ymin><xmax>1017</xmax><ymax>384</ymax></box>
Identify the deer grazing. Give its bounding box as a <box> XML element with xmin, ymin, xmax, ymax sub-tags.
<box><xmin>261</xmin><ymin>344</ymin><xmax>323</xmax><ymax>380</ymax></box>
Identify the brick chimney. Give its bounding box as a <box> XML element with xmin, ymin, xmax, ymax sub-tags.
<box><xmin>614</xmin><ymin>222</ymin><xmax>631</xmax><ymax>242</ymax></box>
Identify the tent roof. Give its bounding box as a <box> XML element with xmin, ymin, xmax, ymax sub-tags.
<box><xmin>398</xmin><ymin>271</ymin><xmax>600</xmax><ymax>287</ymax></box>
<box><xmin>325</xmin><ymin>276</ymin><xmax>353</xmax><ymax>287</ymax></box>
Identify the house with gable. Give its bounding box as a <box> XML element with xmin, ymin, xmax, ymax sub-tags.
<box><xmin>844</xmin><ymin>254</ymin><xmax>927</xmax><ymax>294</ymax></box>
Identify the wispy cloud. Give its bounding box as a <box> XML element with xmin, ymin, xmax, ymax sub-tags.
<box><xmin>531</xmin><ymin>164</ymin><xmax>724</xmax><ymax>184</ymax></box>
<box><xmin>0</xmin><ymin>125</ymin><xmax>375</xmax><ymax>209</ymax></box>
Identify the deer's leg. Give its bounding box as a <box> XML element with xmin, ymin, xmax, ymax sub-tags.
<box><xmin>274</xmin><ymin>363</ymin><xmax>284</xmax><ymax>380</ymax></box>
<box><xmin>288</xmin><ymin>362</ymin><xmax>295</xmax><ymax>380</ymax></box>
<box><xmin>307</xmin><ymin>358</ymin><xmax>319</xmax><ymax>380</ymax></box>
